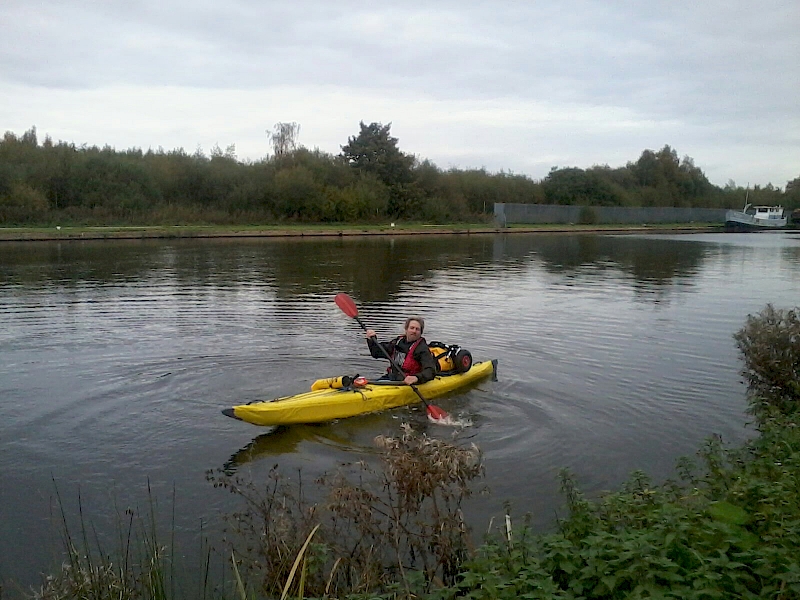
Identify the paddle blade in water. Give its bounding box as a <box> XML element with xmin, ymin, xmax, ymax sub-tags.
<box><xmin>335</xmin><ymin>293</ymin><xmax>359</xmax><ymax>318</ymax></box>
<box><xmin>426</xmin><ymin>404</ymin><xmax>448</xmax><ymax>421</ymax></box>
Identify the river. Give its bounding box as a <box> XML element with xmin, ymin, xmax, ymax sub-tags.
<box><xmin>1</xmin><ymin>231</ymin><xmax>799</xmax><ymax>592</ymax></box>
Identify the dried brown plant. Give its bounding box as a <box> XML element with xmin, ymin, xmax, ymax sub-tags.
<box><xmin>209</xmin><ymin>424</ymin><xmax>484</xmax><ymax>598</ymax></box>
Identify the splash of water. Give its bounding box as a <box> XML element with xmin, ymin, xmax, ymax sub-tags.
<box><xmin>430</xmin><ymin>414</ymin><xmax>472</xmax><ymax>428</ymax></box>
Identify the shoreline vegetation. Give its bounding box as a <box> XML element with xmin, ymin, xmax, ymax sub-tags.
<box><xmin>2</xmin><ymin>124</ymin><xmax>799</xmax><ymax>232</ymax></box>
<box><xmin>0</xmin><ymin>222</ymin><xmax>723</xmax><ymax>242</ymax></box>
<box><xmin>5</xmin><ymin>304</ymin><xmax>799</xmax><ymax>599</ymax></box>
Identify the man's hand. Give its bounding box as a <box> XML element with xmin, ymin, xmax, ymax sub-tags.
<box><xmin>365</xmin><ymin>329</ymin><xmax>377</xmax><ymax>339</ymax></box>
<box><xmin>404</xmin><ymin>375</ymin><xmax>419</xmax><ymax>385</ymax></box>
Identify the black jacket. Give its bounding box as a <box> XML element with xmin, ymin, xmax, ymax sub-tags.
<box><xmin>367</xmin><ymin>335</ymin><xmax>437</xmax><ymax>384</ymax></box>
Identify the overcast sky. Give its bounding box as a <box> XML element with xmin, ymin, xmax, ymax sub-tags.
<box><xmin>2</xmin><ymin>1</ymin><xmax>798</xmax><ymax>188</ymax></box>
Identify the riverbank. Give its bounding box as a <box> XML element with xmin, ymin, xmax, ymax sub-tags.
<box><xmin>0</xmin><ymin>222</ymin><xmax>723</xmax><ymax>242</ymax></box>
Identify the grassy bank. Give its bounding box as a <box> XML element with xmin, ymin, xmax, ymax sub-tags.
<box><xmin>0</xmin><ymin>222</ymin><xmax>722</xmax><ymax>242</ymax></box>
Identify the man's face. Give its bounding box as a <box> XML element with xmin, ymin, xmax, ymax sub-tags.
<box><xmin>405</xmin><ymin>320</ymin><xmax>422</xmax><ymax>342</ymax></box>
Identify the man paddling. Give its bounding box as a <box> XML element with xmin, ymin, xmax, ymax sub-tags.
<box><xmin>365</xmin><ymin>317</ymin><xmax>437</xmax><ymax>385</ymax></box>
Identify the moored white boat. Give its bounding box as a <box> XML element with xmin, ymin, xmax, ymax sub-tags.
<box><xmin>725</xmin><ymin>203</ymin><xmax>787</xmax><ymax>231</ymax></box>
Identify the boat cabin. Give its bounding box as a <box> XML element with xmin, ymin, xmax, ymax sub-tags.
<box><xmin>743</xmin><ymin>204</ymin><xmax>785</xmax><ymax>221</ymax></box>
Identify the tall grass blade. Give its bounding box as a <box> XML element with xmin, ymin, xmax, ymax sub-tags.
<box><xmin>280</xmin><ymin>524</ymin><xmax>320</xmax><ymax>600</ymax></box>
<box><xmin>231</xmin><ymin>551</ymin><xmax>249</xmax><ymax>600</ymax></box>
<box><xmin>325</xmin><ymin>557</ymin><xmax>342</xmax><ymax>596</ymax></box>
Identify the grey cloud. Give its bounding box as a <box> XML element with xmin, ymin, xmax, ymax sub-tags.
<box><xmin>1</xmin><ymin>0</ymin><xmax>797</xmax><ymax>185</ymax></box>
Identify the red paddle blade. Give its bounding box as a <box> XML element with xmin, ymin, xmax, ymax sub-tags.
<box><xmin>335</xmin><ymin>293</ymin><xmax>359</xmax><ymax>318</ymax></box>
<box><xmin>427</xmin><ymin>405</ymin><xmax>448</xmax><ymax>421</ymax></box>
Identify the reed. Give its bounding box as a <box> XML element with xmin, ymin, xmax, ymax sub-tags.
<box><xmin>28</xmin><ymin>482</ymin><xmax>212</xmax><ymax>600</ymax></box>
<box><xmin>23</xmin><ymin>426</ymin><xmax>482</xmax><ymax>599</ymax></box>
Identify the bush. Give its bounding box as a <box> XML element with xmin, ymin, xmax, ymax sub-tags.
<box><xmin>437</xmin><ymin>420</ymin><xmax>800</xmax><ymax>600</ymax></box>
<box><xmin>733</xmin><ymin>304</ymin><xmax>800</xmax><ymax>425</ymax></box>
<box><xmin>433</xmin><ymin>306</ymin><xmax>800</xmax><ymax>600</ymax></box>
<box><xmin>0</xmin><ymin>182</ymin><xmax>50</xmax><ymax>224</ymax></box>
<box><xmin>577</xmin><ymin>206</ymin><xmax>598</xmax><ymax>225</ymax></box>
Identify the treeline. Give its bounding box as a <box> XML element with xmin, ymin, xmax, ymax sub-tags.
<box><xmin>1</xmin><ymin>124</ymin><xmax>798</xmax><ymax>225</ymax></box>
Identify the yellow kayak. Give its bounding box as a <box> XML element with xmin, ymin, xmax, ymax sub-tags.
<box><xmin>222</xmin><ymin>359</ymin><xmax>497</xmax><ymax>426</ymax></box>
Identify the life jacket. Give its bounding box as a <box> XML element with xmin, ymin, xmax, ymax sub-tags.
<box><xmin>389</xmin><ymin>336</ymin><xmax>424</xmax><ymax>375</ymax></box>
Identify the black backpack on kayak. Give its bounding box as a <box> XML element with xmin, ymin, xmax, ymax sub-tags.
<box><xmin>428</xmin><ymin>342</ymin><xmax>473</xmax><ymax>375</ymax></box>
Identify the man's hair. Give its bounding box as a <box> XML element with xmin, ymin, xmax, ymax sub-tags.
<box><xmin>404</xmin><ymin>316</ymin><xmax>425</xmax><ymax>334</ymax></box>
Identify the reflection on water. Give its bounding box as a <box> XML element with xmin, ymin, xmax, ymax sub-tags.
<box><xmin>1</xmin><ymin>232</ymin><xmax>712</xmax><ymax>299</ymax></box>
<box><xmin>1</xmin><ymin>231</ymin><xmax>799</xmax><ymax>590</ymax></box>
<box><xmin>223</xmin><ymin>419</ymin><xmax>383</xmax><ymax>474</ymax></box>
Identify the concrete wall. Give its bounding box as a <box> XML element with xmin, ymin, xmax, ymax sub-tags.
<box><xmin>494</xmin><ymin>203</ymin><xmax>727</xmax><ymax>226</ymax></box>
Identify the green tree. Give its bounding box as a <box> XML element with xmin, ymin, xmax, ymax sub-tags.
<box><xmin>340</xmin><ymin>121</ymin><xmax>413</xmax><ymax>186</ymax></box>
<box><xmin>287</xmin><ymin>147</ymin><xmax>353</xmax><ymax>189</ymax></box>
<box><xmin>623</xmin><ymin>145</ymin><xmax>721</xmax><ymax>207</ymax></box>
<box><xmin>3</xmin><ymin>125</ymin><xmax>793</xmax><ymax>225</ymax></box>
<box><xmin>0</xmin><ymin>182</ymin><xmax>50</xmax><ymax>223</ymax></box>
<box><xmin>274</xmin><ymin>165</ymin><xmax>324</xmax><ymax>220</ymax></box>
<box><xmin>542</xmin><ymin>167</ymin><xmax>623</xmax><ymax>206</ymax></box>
<box><xmin>0</xmin><ymin>159</ymin><xmax>14</xmax><ymax>198</ymax></box>
<box><xmin>347</xmin><ymin>175</ymin><xmax>389</xmax><ymax>219</ymax></box>
<box><xmin>58</xmin><ymin>150</ymin><xmax>159</xmax><ymax>218</ymax></box>
<box><xmin>783</xmin><ymin>176</ymin><xmax>800</xmax><ymax>210</ymax></box>
<box><xmin>340</xmin><ymin>122</ymin><xmax>415</xmax><ymax>217</ymax></box>
<box><xmin>1</xmin><ymin>128</ymin><xmax>44</xmax><ymax>185</ymax></box>
<box><xmin>748</xmin><ymin>183</ymin><xmax>784</xmax><ymax>207</ymax></box>
<box><xmin>319</xmin><ymin>175</ymin><xmax>389</xmax><ymax>222</ymax></box>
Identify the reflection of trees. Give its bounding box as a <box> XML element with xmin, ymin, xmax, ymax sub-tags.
<box><xmin>527</xmin><ymin>235</ymin><xmax>707</xmax><ymax>284</ymax></box>
<box><xmin>783</xmin><ymin>243</ymin><xmax>800</xmax><ymax>266</ymax></box>
<box><xmin>1</xmin><ymin>234</ymin><xmax>709</xmax><ymax>299</ymax></box>
<box><xmin>267</xmin><ymin>236</ymin><xmax>500</xmax><ymax>302</ymax></box>
<box><xmin>0</xmin><ymin>240</ymin><xmax>169</xmax><ymax>288</ymax></box>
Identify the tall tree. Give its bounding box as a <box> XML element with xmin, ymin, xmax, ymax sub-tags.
<box><xmin>340</xmin><ymin>122</ymin><xmax>413</xmax><ymax>188</ymax></box>
<box><xmin>785</xmin><ymin>176</ymin><xmax>800</xmax><ymax>209</ymax></box>
<box><xmin>340</xmin><ymin>121</ymin><xmax>416</xmax><ymax>216</ymax></box>
<box><xmin>269</xmin><ymin>122</ymin><xmax>300</xmax><ymax>157</ymax></box>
